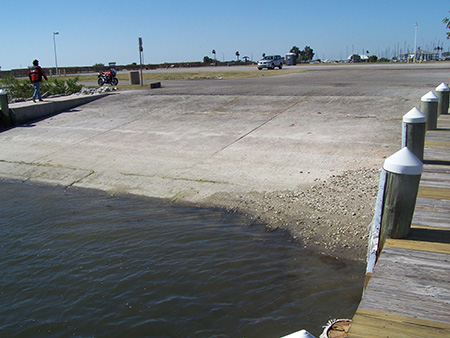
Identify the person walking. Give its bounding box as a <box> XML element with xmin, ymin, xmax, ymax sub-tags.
<box><xmin>29</xmin><ymin>59</ymin><xmax>48</xmax><ymax>102</ymax></box>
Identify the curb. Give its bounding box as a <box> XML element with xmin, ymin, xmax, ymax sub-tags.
<box><xmin>7</xmin><ymin>93</ymin><xmax>109</xmax><ymax>126</ymax></box>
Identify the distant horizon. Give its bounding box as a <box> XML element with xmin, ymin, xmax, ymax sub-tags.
<box><xmin>3</xmin><ymin>44</ymin><xmax>450</xmax><ymax>71</ymax></box>
<box><xmin>4</xmin><ymin>59</ymin><xmax>450</xmax><ymax>74</ymax></box>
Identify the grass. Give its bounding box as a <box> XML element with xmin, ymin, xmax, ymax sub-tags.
<box><xmin>58</xmin><ymin>68</ymin><xmax>308</xmax><ymax>87</ymax></box>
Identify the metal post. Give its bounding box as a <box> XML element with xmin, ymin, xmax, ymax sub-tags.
<box><xmin>139</xmin><ymin>37</ymin><xmax>143</xmax><ymax>87</ymax></box>
<box><xmin>414</xmin><ymin>22</ymin><xmax>418</xmax><ymax>62</ymax></box>
<box><xmin>0</xmin><ymin>89</ymin><xmax>11</xmax><ymax>127</ymax></box>
<box><xmin>436</xmin><ymin>82</ymin><xmax>449</xmax><ymax>116</ymax></box>
<box><xmin>420</xmin><ymin>91</ymin><xmax>439</xmax><ymax>130</ymax></box>
<box><xmin>402</xmin><ymin>107</ymin><xmax>426</xmax><ymax>161</ymax></box>
<box><xmin>53</xmin><ymin>32</ymin><xmax>59</xmax><ymax>76</ymax></box>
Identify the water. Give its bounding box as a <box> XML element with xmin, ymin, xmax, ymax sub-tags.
<box><xmin>0</xmin><ymin>180</ymin><xmax>364</xmax><ymax>337</ymax></box>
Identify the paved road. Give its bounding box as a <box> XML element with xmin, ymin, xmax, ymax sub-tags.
<box><xmin>1</xmin><ymin>63</ymin><xmax>449</xmax><ymax>205</ymax></box>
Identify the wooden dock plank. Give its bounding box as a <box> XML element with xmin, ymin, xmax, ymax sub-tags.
<box><xmin>385</xmin><ymin>238</ymin><xmax>450</xmax><ymax>254</ymax></box>
<box><xmin>423</xmin><ymin>152</ymin><xmax>450</xmax><ymax>162</ymax></box>
<box><xmin>426</xmin><ymin>125</ymin><xmax>450</xmax><ymax>133</ymax></box>
<box><xmin>413</xmin><ymin>180</ymin><xmax>450</xmax><ymax>228</ymax></box>
<box><xmin>417</xmin><ymin>186</ymin><xmax>450</xmax><ymax>200</ymax></box>
<box><xmin>423</xmin><ymin>123</ymin><xmax>450</xmax><ymax>161</ymax></box>
<box><xmin>412</xmin><ymin>197</ymin><xmax>450</xmax><ymax>229</ymax></box>
<box><xmin>419</xmin><ymin>165</ymin><xmax>450</xmax><ymax>189</ymax></box>
<box><xmin>414</xmin><ymin>197</ymin><xmax>450</xmax><ymax>209</ymax></box>
<box><xmin>348</xmin><ymin>308</ymin><xmax>450</xmax><ymax>338</ymax></box>
<box><xmin>424</xmin><ymin>125</ymin><xmax>450</xmax><ymax>163</ymax></box>
<box><xmin>425</xmin><ymin>141</ymin><xmax>450</xmax><ymax>147</ymax></box>
<box><xmin>358</xmin><ymin>246</ymin><xmax>450</xmax><ymax>324</ymax></box>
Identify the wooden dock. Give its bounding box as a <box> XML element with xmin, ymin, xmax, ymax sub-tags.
<box><xmin>347</xmin><ymin>114</ymin><xmax>450</xmax><ymax>338</ymax></box>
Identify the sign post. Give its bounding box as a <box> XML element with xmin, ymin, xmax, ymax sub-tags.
<box><xmin>139</xmin><ymin>37</ymin><xmax>143</xmax><ymax>87</ymax></box>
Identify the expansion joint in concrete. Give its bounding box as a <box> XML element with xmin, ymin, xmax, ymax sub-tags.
<box><xmin>120</xmin><ymin>171</ymin><xmax>233</xmax><ymax>185</ymax></box>
<box><xmin>65</xmin><ymin>170</ymin><xmax>96</xmax><ymax>188</ymax></box>
<box><xmin>215</xmin><ymin>97</ymin><xmax>302</xmax><ymax>155</ymax></box>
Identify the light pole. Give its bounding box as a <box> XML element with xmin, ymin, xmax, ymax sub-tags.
<box><xmin>53</xmin><ymin>32</ymin><xmax>59</xmax><ymax>76</ymax></box>
<box><xmin>414</xmin><ymin>23</ymin><xmax>418</xmax><ymax>63</ymax></box>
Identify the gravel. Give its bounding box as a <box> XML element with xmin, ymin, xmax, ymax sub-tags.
<box><xmin>206</xmin><ymin>167</ymin><xmax>380</xmax><ymax>261</ymax></box>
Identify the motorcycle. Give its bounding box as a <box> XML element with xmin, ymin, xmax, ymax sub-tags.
<box><xmin>98</xmin><ymin>69</ymin><xmax>118</xmax><ymax>86</ymax></box>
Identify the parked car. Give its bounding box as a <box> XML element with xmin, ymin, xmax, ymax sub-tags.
<box><xmin>257</xmin><ymin>55</ymin><xmax>283</xmax><ymax>70</ymax></box>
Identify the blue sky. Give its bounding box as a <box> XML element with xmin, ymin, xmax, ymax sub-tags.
<box><xmin>1</xmin><ymin>0</ymin><xmax>449</xmax><ymax>70</ymax></box>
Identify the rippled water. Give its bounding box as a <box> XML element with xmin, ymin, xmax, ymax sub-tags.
<box><xmin>0</xmin><ymin>180</ymin><xmax>364</xmax><ymax>337</ymax></box>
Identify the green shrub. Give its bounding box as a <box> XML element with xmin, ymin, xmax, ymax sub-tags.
<box><xmin>0</xmin><ymin>76</ymin><xmax>83</xmax><ymax>102</ymax></box>
<box><xmin>66</xmin><ymin>76</ymin><xmax>82</xmax><ymax>94</ymax></box>
<box><xmin>46</xmin><ymin>78</ymin><xmax>67</xmax><ymax>95</ymax></box>
<box><xmin>0</xmin><ymin>75</ymin><xmax>33</xmax><ymax>101</ymax></box>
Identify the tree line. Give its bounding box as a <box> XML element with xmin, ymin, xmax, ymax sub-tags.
<box><xmin>289</xmin><ymin>46</ymin><xmax>315</xmax><ymax>63</ymax></box>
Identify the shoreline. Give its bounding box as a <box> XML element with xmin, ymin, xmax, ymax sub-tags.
<box><xmin>199</xmin><ymin>167</ymin><xmax>380</xmax><ymax>261</ymax></box>
<box><xmin>1</xmin><ymin>166</ymin><xmax>378</xmax><ymax>263</ymax></box>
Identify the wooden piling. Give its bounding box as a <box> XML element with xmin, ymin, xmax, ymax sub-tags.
<box><xmin>420</xmin><ymin>91</ymin><xmax>439</xmax><ymax>130</ymax></box>
<box><xmin>436</xmin><ymin>82</ymin><xmax>449</xmax><ymax>116</ymax></box>
<box><xmin>377</xmin><ymin>148</ymin><xmax>423</xmax><ymax>254</ymax></box>
<box><xmin>402</xmin><ymin>107</ymin><xmax>426</xmax><ymax>162</ymax></box>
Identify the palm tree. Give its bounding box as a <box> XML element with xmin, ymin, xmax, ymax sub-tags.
<box><xmin>212</xmin><ymin>49</ymin><xmax>216</xmax><ymax>60</ymax></box>
<box><xmin>235</xmin><ymin>51</ymin><xmax>240</xmax><ymax>61</ymax></box>
<box><xmin>443</xmin><ymin>12</ymin><xmax>450</xmax><ymax>39</ymax></box>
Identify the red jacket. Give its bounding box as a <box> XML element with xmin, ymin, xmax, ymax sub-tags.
<box><xmin>29</xmin><ymin>66</ymin><xmax>48</xmax><ymax>82</ymax></box>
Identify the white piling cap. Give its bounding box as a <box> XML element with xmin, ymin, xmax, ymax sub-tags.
<box><xmin>281</xmin><ymin>329</ymin><xmax>316</xmax><ymax>338</ymax></box>
<box><xmin>403</xmin><ymin>107</ymin><xmax>426</xmax><ymax>123</ymax></box>
<box><xmin>436</xmin><ymin>82</ymin><xmax>450</xmax><ymax>92</ymax></box>
<box><xmin>421</xmin><ymin>91</ymin><xmax>439</xmax><ymax>102</ymax></box>
<box><xmin>383</xmin><ymin>147</ymin><xmax>423</xmax><ymax>175</ymax></box>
